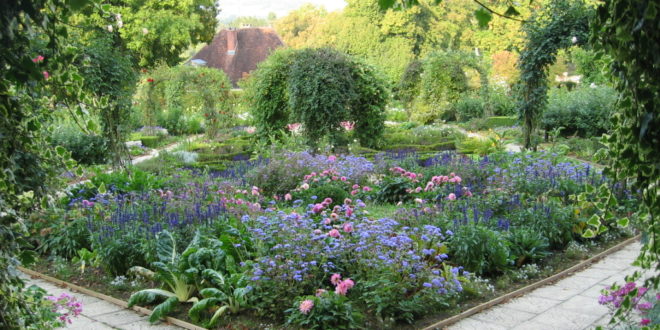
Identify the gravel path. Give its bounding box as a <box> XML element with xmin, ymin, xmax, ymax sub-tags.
<box><xmin>446</xmin><ymin>241</ymin><xmax>643</xmax><ymax>330</ymax></box>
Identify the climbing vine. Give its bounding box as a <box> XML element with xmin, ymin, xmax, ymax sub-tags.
<box><xmin>590</xmin><ymin>0</ymin><xmax>659</xmax><ymax>326</ymax></box>
<box><xmin>516</xmin><ymin>0</ymin><xmax>590</xmax><ymax>150</ymax></box>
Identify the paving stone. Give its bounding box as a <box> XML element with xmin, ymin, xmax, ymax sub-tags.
<box><xmin>572</xmin><ymin>267</ymin><xmax>620</xmax><ymax>280</ymax></box>
<box><xmin>472</xmin><ymin>306</ymin><xmax>536</xmax><ymax>328</ymax></box>
<box><xmin>557</xmin><ymin>294</ymin><xmax>609</xmax><ymax>316</ymax></box>
<box><xmin>554</xmin><ymin>275</ymin><xmax>602</xmax><ymax>290</ymax></box>
<box><xmin>579</xmin><ymin>283</ymin><xmax>610</xmax><ymax>299</ymax></box>
<box><xmin>500</xmin><ymin>295</ymin><xmax>562</xmax><ymax>314</ymax></box>
<box><xmin>65</xmin><ymin>317</ymin><xmax>116</xmax><ymax>329</ymax></box>
<box><xmin>448</xmin><ymin>318</ymin><xmax>507</xmax><ymax>330</ymax></box>
<box><xmin>591</xmin><ymin>259</ymin><xmax>633</xmax><ymax>271</ymax></box>
<box><xmin>529</xmin><ymin>285</ymin><xmax>578</xmax><ymax>301</ymax></box>
<box><xmin>511</xmin><ymin>321</ymin><xmax>558</xmax><ymax>330</ymax></box>
<box><xmin>529</xmin><ymin>307</ymin><xmax>601</xmax><ymax>330</ymax></box>
<box><xmin>120</xmin><ymin>321</ymin><xmax>182</xmax><ymax>329</ymax></box>
<box><xmin>95</xmin><ymin>310</ymin><xmax>148</xmax><ymax>326</ymax></box>
<box><xmin>82</xmin><ymin>301</ymin><xmax>125</xmax><ymax>317</ymax></box>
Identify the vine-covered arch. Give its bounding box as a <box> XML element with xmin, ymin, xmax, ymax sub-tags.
<box><xmin>517</xmin><ymin>0</ymin><xmax>591</xmax><ymax>150</ymax></box>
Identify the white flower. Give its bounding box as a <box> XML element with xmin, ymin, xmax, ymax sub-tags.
<box><xmin>571</xmin><ymin>36</ymin><xmax>578</xmax><ymax>44</ymax></box>
<box><xmin>107</xmin><ymin>25</ymin><xmax>113</xmax><ymax>32</ymax></box>
<box><xmin>142</xmin><ymin>28</ymin><xmax>149</xmax><ymax>35</ymax></box>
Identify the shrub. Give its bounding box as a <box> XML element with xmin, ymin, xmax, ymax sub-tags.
<box><xmin>138</xmin><ymin>135</ymin><xmax>163</xmax><ymax>148</ymax></box>
<box><xmin>246</xmin><ymin>48</ymin><xmax>389</xmax><ymax>149</ymax></box>
<box><xmin>489</xmin><ymin>85</ymin><xmax>517</xmax><ymax>116</ymax></box>
<box><xmin>541</xmin><ymin>86</ymin><xmax>617</xmax><ymax>137</ymax></box>
<box><xmin>50</xmin><ymin>125</ymin><xmax>107</xmax><ymax>165</ymax></box>
<box><xmin>507</xmin><ymin>227</ymin><xmax>551</xmax><ymax>267</ymax></box>
<box><xmin>449</xmin><ymin>225</ymin><xmax>511</xmax><ymax>276</ymax></box>
<box><xmin>454</xmin><ymin>95</ymin><xmax>485</xmax><ymax>122</ymax></box>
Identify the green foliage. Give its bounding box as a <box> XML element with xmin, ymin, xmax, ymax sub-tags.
<box><xmin>0</xmin><ymin>1</ymin><xmax>83</xmax><ymax>327</ymax></box>
<box><xmin>415</xmin><ymin>50</ymin><xmax>489</xmax><ymax>123</ymax></box>
<box><xmin>38</xmin><ymin>218</ymin><xmax>91</xmax><ymax>260</ymax></box>
<box><xmin>541</xmin><ymin>86</ymin><xmax>617</xmax><ymax>137</ymax></box>
<box><xmin>449</xmin><ymin>225</ymin><xmax>511</xmax><ymax>276</ymax></box>
<box><xmin>246</xmin><ymin>48</ymin><xmax>388</xmax><ymax>149</ymax></box>
<box><xmin>99</xmin><ymin>0</ymin><xmax>218</xmax><ymax>68</ymax></box>
<box><xmin>286</xmin><ymin>292</ymin><xmax>364</xmax><ymax>330</ymax></box>
<box><xmin>453</xmin><ymin>95</ymin><xmax>485</xmax><ymax>122</ymax></box>
<box><xmin>516</xmin><ymin>0</ymin><xmax>591</xmax><ymax>150</ymax></box>
<box><xmin>50</xmin><ymin>124</ymin><xmax>107</xmax><ymax>165</ymax></box>
<box><xmin>189</xmin><ymin>271</ymin><xmax>251</xmax><ymax>327</ymax></box>
<box><xmin>375</xmin><ymin>177</ymin><xmax>412</xmax><ymax>204</ymax></box>
<box><xmin>134</xmin><ymin>65</ymin><xmax>232</xmax><ymax>137</ymax></box>
<box><xmin>507</xmin><ymin>227</ymin><xmax>551</xmax><ymax>267</ymax></box>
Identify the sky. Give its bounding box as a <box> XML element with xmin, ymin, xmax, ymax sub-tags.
<box><xmin>217</xmin><ymin>0</ymin><xmax>347</xmax><ymax>20</ymax></box>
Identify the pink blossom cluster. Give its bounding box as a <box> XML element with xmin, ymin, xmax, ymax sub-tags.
<box><xmin>598</xmin><ymin>282</ymin><xmax>657</xmax><ymax>326</ymax></box>
<box><xmin>81</xmin><ymin>200</ymin><xmax>95</xmax><ymax>208</ymax></box>
<box><xmin>301</xmin><ymin>169</ymin><xmax>371</xmax><ymax>196</ymax></box>
<box><xmin>340</xmin><ymin>121</ymin><xmax>355</xmax><ymax>131</ymax></box>
<box><xmin>330</xmin><ymin>273</ymin><xmax>355</xmax><ymax>295</ymax></box>
<box><xmin>299</xmin><ymin>299</ymin><xmax>314</xmax><ymax>314</ymax></box>
<box><xmin>287</xmin><ymin>123</ymin><xmax>302</xmax><ymax>132</ymax></box>
<box><xmin>46</xmin><ymin>292</ymin><xmax>83</xmax><ymax>324</ymax></box>
<box><xmin>390</xmin><ymin>167</ymin><xmax>423</xmax><ymax>182</ymax></box>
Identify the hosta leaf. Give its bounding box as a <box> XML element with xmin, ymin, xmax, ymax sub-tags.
<box><xmin>148</xmin><ymin>296</ymin><xmax>179</xmax><ymax>323</ymax></box>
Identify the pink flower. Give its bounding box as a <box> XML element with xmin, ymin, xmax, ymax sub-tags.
<box><xmin>351</xmin><ymin>189</ymin><xmax>358</xmax><ymax>196</ymax></box>
<box><xmin>346</xmin><ymin>207</ymin><xmax>353</xmax><ymax>217</ymax></box>
<box><xmin>43</xmin><ymin>71</ymin><xmax>50</xmax><ymax>79</ymax></box>
<box><xmin>340</xmin><ymin>121</ymin><xmax>355</xmax><ymax>131</ymax></box>
<box><xmin>454</xmin><ymin>176</ymin><xmax>462</xmax><ymax>183</ymax></box>
<box><xmin>362</xmin><ymin>186</ymin><xmax>372</xmax><ymax>192</ymax></box>
<box><xmin>332</xmin><ymin>176</ymin><xmax>338</xmax><ymax>181</ymax></box>
<box><xmin>328</xmin><ymin>155</ymin><xmax>336</xmax><ymax>162</ymax></box>
<box><xmin>640</xmin><ymin>319</ymin><xmax>650</xmax><ymax>326</ymax></box>
<box><xmin>32</xmin><ymin>55</ymin><xmax>45</xmax><ymax>63</ymax></box>
<box><xmin>343</xmin><ymin>223</ymin><xmax>353</xmax><ymax>233</ymax></box>
<box><xmin>328</xmin><ymin>229</ymin><xmax>341</xmax><ymax>238</ymax></box>
<box><xmin>284</xmin><ymin>193</ymin><xmax>292</xmax><ymax>201</ymax></box>
<box><xmin>287</xmin><ymin>123</ymin><xmax>302</xmax><ymax>132</ymax></box>
<box><xmin>313</xmin><ymin>229</ymin><xmax>322</xmax><ymax>235</ymax></box>
<box><xmin>323</xmin><ymin>197</ymin><xmax>332</xmax><ymax>204</ymax></box>
<box><xmin>316</xmin><ymin>289</ymin><xmax>327</xmax><ymax>297</ymax></box>
<box><xmin>344</xmin><ymin>198</ymin><xmax>352</xmax><ymax>205</ymax></box>
<box><xmin>324</xmin><ymin>218</ymin><xmax>332</xmax><ymax>225</ymax></box>
<box><xmin>312</xmin><ymin>203</ymin><xmax>324</xmax><ymax>213</ymax></box>
<box><xmin>81</xmin><ymin>200</ymin><xmax>94</xmax><ymax>208</ymax></box>
<box><xmin>301</xmin><ymin>183</ymin><xmax>309</xmax><ymax>190</ymax></box>
<box><xmin>299</xmin><ymin>299</ymin><xmax>314</xmax><ymax>314</ymax></box>
<box><xmin>335</xmin><ymin>279</ymin><xmax>355</xmax><ymax>295</ymax></box>
<box><xmin>415</xmin><ymin>187</ymin><xmax>422</xmax><ymax>193</ymax></box>
<box><xmin>330</xmin><ymin>273</ymin><xmax>342</xmax><ymax>285</ymax></box>
<box><xmin>340</xmin><ymin>176</ymin><xmax>347</xmax><ymax>181</ymax></box>
<box><xmin>352</xmin><ymin>184</ymin><xmax>360</xmax><ymax>189</ymax></box>
<box><xmin>447</xmin><ymin>193</ymin><xmax>457</xmax><ymax>201</ymax></box>
<box><xmin>244</xmin><ymin>127</ymin><xmax>256</xmax><ymax>134</ymax></box>
<box><xmin>414</xmin><ymin>198</ymin><xmax>423</xmax><ymax>204</ymax></box>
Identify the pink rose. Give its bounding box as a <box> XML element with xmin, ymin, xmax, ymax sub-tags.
<box><xmin>447</xmin><ymin>193</ymin><xmax>457</xmax><ymax>201</ymax></box>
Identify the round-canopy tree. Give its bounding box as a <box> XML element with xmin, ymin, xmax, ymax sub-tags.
<box><xmin>516</xmin><ymin>0</ymin><xmax>591</xmax><ymax>150</ymax></box>
<box><xmin>246</xmin><ymin>48</ymin><xmax>388</xmax><ymax>149</ymax></box>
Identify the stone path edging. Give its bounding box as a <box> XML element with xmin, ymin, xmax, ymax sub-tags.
<box><xmin>19</xmin><ymin>266</ymin><xmax>204</xmax><ymax>330</ymax></box>
<box><xmin>422</xmin><ymin>235</ymin><xmax>640</xmax><ymax>330</ymax></box>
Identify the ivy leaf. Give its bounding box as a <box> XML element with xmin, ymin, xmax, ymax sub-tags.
<box><xmin>587</xmin><ymin>215</ymin><xmax>601</xmax><ymax>227</ymax></box>
<box><xmin>475</xmin><ymin>8</ymin><xmax>492</xmax><ymax>28</ymax></box>
<box><xmin>617</xmin><ymin>217</ymin><xmax>630</xmax><ymax>228</ymax></box>
<box><xmin>86</xmin><ymin>119</ymin><xmax>97</xmax><ymax>132</ymax></box>
<box><xmin>97</xmin><ymin>182</ymin><xmax>107</xmax><ymax>194</ymax></box>
<box><xmin>55</xmin><ymin>146</ymin><xmax>67</xmax><ymax>156</ymax></box>
<box><xmin>583</xmin><ymin>229</ymin><xmax>596</xmax><ymax>238</ymax></box>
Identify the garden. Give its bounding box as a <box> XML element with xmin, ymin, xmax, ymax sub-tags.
<box><xmin>1</xmin><ymin>0</ymin><xmax>658</xmax><ymax>329</ymax></box>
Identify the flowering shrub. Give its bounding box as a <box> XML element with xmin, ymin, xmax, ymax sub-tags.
<box><xmin>286</xmin><ymin>290</ymin><xmax>363</xmax><ymax>329</ymax></box>
<box><xmin>45</xmin><ymin>293</ymin><xmax>83</xmax><ymax>325</ymax></box>
<box><xmin>599</xmin><ymin>282</ymin><xmax>658</xmax><ymax>327</ymax></box>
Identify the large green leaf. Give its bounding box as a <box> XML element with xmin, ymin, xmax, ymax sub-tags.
<box><xmin>199</xmin><ymin>287</ymin><xmax>229</xmax><ymax>300</ymax></box>
<box><xmin>127</xmin><ymin>289</ymin><xmax>176</xmax><ymax>308</ymax></box>
<box><xmin>156</xmin><ymin>230</ymin><xmax>177</xmax><ymax>265</ymax></box>
<box><xmin>208</xmin><ymin>305</ymin><xmax>230</xmax><ymax>327</ymax></box>
<box><xmin>202</xmin><ymin>269</ymin><xmax>225</xmax><ymax>287</ymax></box>
<box><xmin>188</xmin><ymin>297</ymin><xmax>223</xmax><ymax>322</ymax></box>
<box><xmin>149</xmin><ymin>296</ymin><xmax>179</xmax><ymax>323</ymax></box>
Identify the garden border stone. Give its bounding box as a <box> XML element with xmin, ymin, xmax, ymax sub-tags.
<box><xmin>18</xmin><ymin>266</ymin><xmax>205</xmax><ymax>330</ymax></box>
<box><xmin>422</xmin><ymin>234</ymin><xmax>640</xmax><ymax>329</ymax></box>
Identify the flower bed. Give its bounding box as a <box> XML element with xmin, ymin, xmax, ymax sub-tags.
<box><xmin>28</xmin><ymin>150</ymin><xmax>638</xmax><ymax>328</ymax></box>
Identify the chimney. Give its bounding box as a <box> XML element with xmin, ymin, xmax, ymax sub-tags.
<box><xmin>227</xmin><ymin>28</ymin><xmax>237</xmax><ymax>55</ymax></box>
